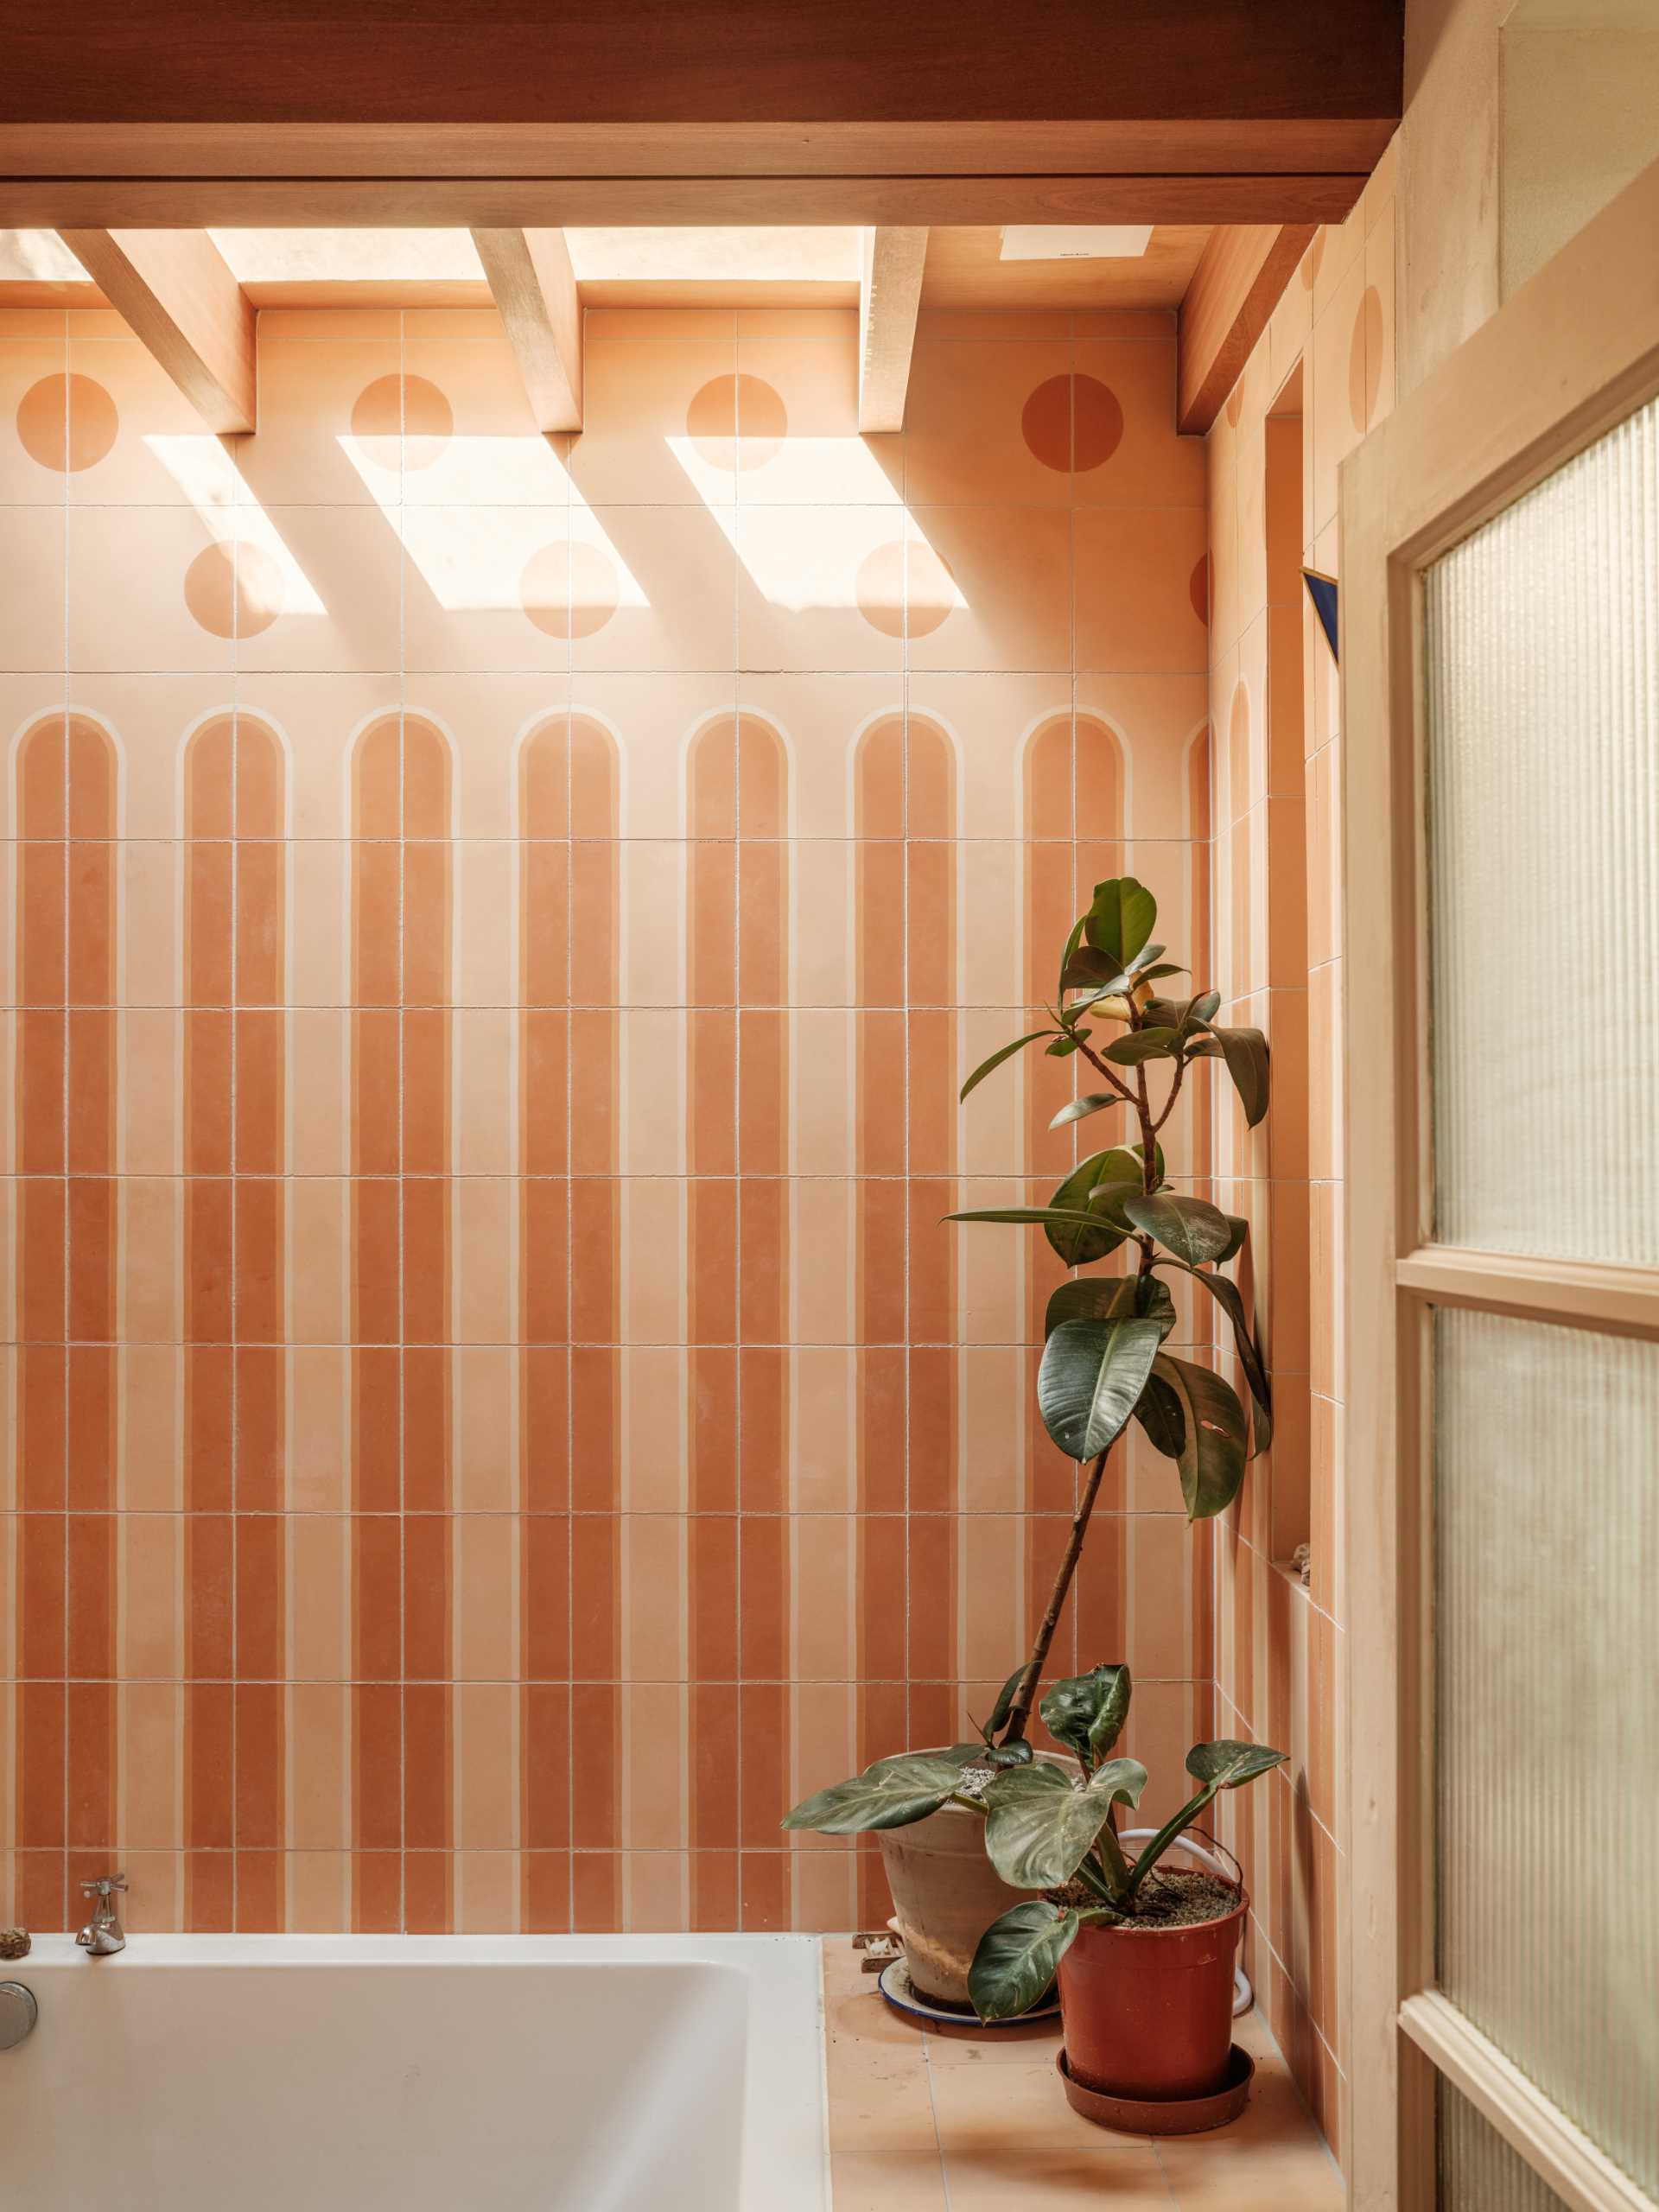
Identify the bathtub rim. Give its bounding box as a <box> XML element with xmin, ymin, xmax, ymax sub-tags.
<box><xmin>13</xmin><ymin>1929</ymin><xmax>830</xmax><ymax>2211</ymax></box>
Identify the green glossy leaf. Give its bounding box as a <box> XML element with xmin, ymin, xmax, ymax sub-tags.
<box><xmin>1043</xmin><ymin>1274</ymin><xmax>1175</xmax><ymax>1342</ymax></box>
<box><xmin>781</xmin><ymin>1751</ymin><xmax>976</xmax><ymax>1834</ymax></box>
<box><xmin>969</xmin><ymin>1900</ymin><xmax>1080</xmax><ymax>2022</ymax></box>
<box><xmin>1150</xmin><ymin>1353</ymin><xmax>1249</xmax><ymax>1520</ymax></box>
<box><xmin>1058</xmin><ymin>913</ymin><xmax>1088</xmax><ymax>1006</ymax></box>
<box><xmin>1211</xmin><ymin>1025</ymin><xmax>1270</xmax><ymax>1127</ymax></box>
<box><xmin>1134</xmin><ymin>1367</ymin><xmax>1187</xmax><ymax>1459</ymax></box>
<box><xmin>1217</xmin><ymin>1213</ymin><xmax>1249</xmax><ymax>1263</ymax></box>
<box><xmin>1135</xmin><ymin>963</ymin><xmax>1188</xmax><ymax>984</ymax></box>
<box><xmin>982</xmin><ymin>1668</ymin><xmax>1027</xmax><ymax>1745</ymax></box>
<box><xmin>1159</xmin><ymin>1262</ymin><xmax>1273</xmax><ymax>1456</ymax></box>
<box><xmin>985</xmin><ymin>1739</ymin><xmax>1034</xmax><ymax>1769</ymax></box>
<box><xmin>945</xmin><ymin>1205</ymin><xmax>1133</xmax><ymax>1238</ymax></box>
<box><xmin>1036</xmin><ymin>1316</ymin><xmax>1164</xmax><ymax>1461</ymax></box>
<box><xmin>1041</xmin><ymin>1149</ymin><xmax>1143</xmax><ymax>1266</ymax></box>
<box><xmin>1047</xmin><ymin>1090</ymin><xmax>1126</xmax><ymax>1132</ymax></box>
<box><xmin>1039</xmin><ymin>1663</ymin><xmax>1134</xmax><ymax>1768</ymax></box>
<box><xmin>982</xmin><ymin>1757</ymin><xmax>1147</xmax><ymax>1888</ymax></box>
<box><xmin>1083</xmin><ymin>877</ymin><xmax>1157</xmax><ymax>969</ymax></box>
<box><xmin>1060</xmin><ymin>946</ymin><xmax>1124</xmax><ymax>989</ymax></box>
<box><xmin>1045</xmin><ymin>1034</ymin><xmax>1080</xmax><ymax>1058</ymax></box>
<box><xmin>959</xmin><ymin>1030</ymin><xmax>1053</xmax><ymax>1103</ymax></box>
<box><xmin>1186</xmin><ymin>988</ymin><xmax>1222</xmax><ymax>1029</ymax></box>
<box><xmin>1122</xmin><ymin>1192</ymin><xmax>1235</xmax><ymax>1267</ymax></box>
<box><xmin>1103</xmin><ymin>1026</ymin><xmax>1179</xmax><ymax>1065</ymax></box>
<box><xmin>1185</xmin><ymin>1738</ymin><xmax>1287</xmax><ymax>1789</ymax></box>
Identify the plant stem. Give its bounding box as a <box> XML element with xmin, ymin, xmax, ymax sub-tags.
<box><xmin>998</xmin><ymin>1444</ymin><xmax>1112</xmax><ymax>1745</ymax></box>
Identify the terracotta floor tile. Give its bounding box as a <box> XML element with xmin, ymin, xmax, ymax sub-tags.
<box><xmin>923</xmin><ymin>2016</ymin><xmax>1066</xmax><ymax>2067</ymax></box>
<box><xmin>927</xmin><ymin>2057</ymin><xmax>1154</xmax><ymax>2155</ymax></box>
<box><xmin>1156</xmin><ymin>2147</ymin><xmax>1344</xmax><ymax>2210</ymax></box>
<box><xmin>828</xmin><ymin>2151</ymin><xmax>950</xmax><ymax>2210</ymax></box>
<box><xmin>944</xmin><ymin>2145</ymin><xmax>1176</xmax><ymax>2209</ymax></box>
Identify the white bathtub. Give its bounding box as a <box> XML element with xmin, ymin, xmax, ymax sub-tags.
<box><xmin>2</xmin><ymin>1931</ymin><xmax>829</xmax><ymax>2211</ymax></box>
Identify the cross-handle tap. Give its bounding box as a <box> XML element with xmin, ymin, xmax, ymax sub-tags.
<box><xmin>76</xmin><ymin>1873</ymin><xmax>127</xmax><ymax>1956</ymax></box>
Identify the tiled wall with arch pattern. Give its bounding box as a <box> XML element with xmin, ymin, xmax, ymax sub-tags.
<box><xmin>0</xmin><ymin>297</ymin><xmax>1223</xmax><ymax>1941</ymax></box>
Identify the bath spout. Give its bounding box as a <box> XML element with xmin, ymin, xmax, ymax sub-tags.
<box><xmin>76</xmin><ymin>1874</ymin><xmax>127</xmax><ymax>1957</ymax></box>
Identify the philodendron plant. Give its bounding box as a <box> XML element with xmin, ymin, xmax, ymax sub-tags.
<box><xmin>966</xmin><ymin>1663</ymin><xmax>1285</xmax><ymax>2020</ymax></box>
<box><xmin>783</xmin><ymin>876</ymin><xmax>1274</xmax><ymax>1860</ymax></box>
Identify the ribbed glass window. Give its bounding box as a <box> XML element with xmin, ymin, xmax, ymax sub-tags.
<box><xmin>1438</xmin><ymin>2078</ymin><xmax>1572</xmax><ymax>2210</ymax></box>
<box><xmin>1433</xmin><ymin>1307</ymin><xmax>1659</xmax><ymax>2196</ymax></box>
<box><xmin>1424</xmin><ymin>391</ymin><xmax>1659</xmax><ymax>1265</ymax></box>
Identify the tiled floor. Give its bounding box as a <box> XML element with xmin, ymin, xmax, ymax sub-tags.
<box><xmin>823</xmin><ymin>1939</ymin><xmax>1345</xmax><ymax>2209</ymax></box>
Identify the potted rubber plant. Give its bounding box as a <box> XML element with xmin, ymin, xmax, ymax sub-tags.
<box><xmin>782</xmin><ymin>877</ymin><xmax>1274</xmax><ymax>2005</ymax></box>
<box><xmin>967</xmin><ymin>1662</ymin><xmax>1283</xmax><ymax>2114</ymax></box>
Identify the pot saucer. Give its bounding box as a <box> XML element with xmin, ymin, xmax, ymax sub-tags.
<box><xmin>877</xmin><ymin>1956</ymin><xmax>1060</xmax><ymax>2028</ymax></box>
<box><xmin>1057</xmin><ymin>2043</ymin><xmax>1255</xmax><ymax>2134</ymax></box>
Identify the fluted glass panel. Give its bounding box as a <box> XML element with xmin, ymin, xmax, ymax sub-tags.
<box><xmin>1424</xmin><ymin>392</ymin><xmax>1659</xmax><ymax>1263</ymax></box>
<box><xmin>1438</xmin><ymin>2079</ymin><xmax>1571</xmax><ymax>2211</ymax></box>
<box><xmin>1433</xmin><ymin>1307</ymin><xmax>1659</xmax><ymax>2195</ymax></box>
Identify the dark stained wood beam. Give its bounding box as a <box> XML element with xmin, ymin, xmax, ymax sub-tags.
<box><xmin>1176</xmin><ymin>224</ymin><xmax>1315</xmax><ymax>434</ymax></box>
<box><xmin>857</xmin><ymin>227</ymin><xmax>927</xmax><ymax>433</ymax></box>
<box><xmin>471</xmin><ymin>228</ymin><xmax>582</xmax><ymax>432</ymax></box>
<box><xmin>0</xmin><ymin>3</ymin><xmax>1402</xmax><ymax>226</ymax></box>
<box><xmin>3</xmin><ymin>3</ymin><xmax>1403</xmax><ymax>130</ymax></box>
<box><xmin>58</xmin><ymin>227</ymin><xmax>256</xmax><ymax>432</ymax></box>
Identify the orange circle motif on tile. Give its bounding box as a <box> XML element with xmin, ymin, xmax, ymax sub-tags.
<box><xmin>349</xmin><ymin>373</ymin><xmax>454</xmax><ymax>470</ymax></box>
<box><xmin>1190</xmin><ymin>555</ymin><xmax>1211</xmax><ymax>627</ymax></box>
<box><xmin>855</xmin><ymin>539</ymin><xmax>956</xmax><ymax>639</ymax></box>
<box><xmin>1348</xmin><ymin>287</ymin><xmax>1384</xmax><ymax>434</ymax></box>
<box><xmin>520</xmin><ymin>539</ymin><xmax>620</xmax><ymax>638</ymax></box>
<box><xmin>1020</xmin><ymin>372</ymin><xmax>1125</xmax><ymax>474</ymax></box>
<box><xmin>183</xmin><ymin>542</ymin><xmax>285</xmax><ymax>639</ymax></box>
<box><xmin>16</xmin><ymin>372</ymin><xmax>118</xmax><ymax>472</ymax></box>
<box><xmin>686</xmin><ymin>372</ymin><xmax>788</xmax><ymax>471</ymax></box>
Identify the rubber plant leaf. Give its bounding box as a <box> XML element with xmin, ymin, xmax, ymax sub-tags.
<box><xmin>1040</xmin><ymin>1148</ymin><xmax>1147</xmax><ymax>1267</ymax></box>
<box><xmin>1148</xmin><ymin>1353</ymin><xmax>1249</xmax><ymax>1519</ymax></box>
<box><xmin>1047</xmin><ymin>1090</ymin><xmax>1127</xmax><ymax>1131</ymax></box>
<box><xmin>1036</xmin><ymin>1316</ymin><xmax>1165</xmax><ymax>1462</ymax></box>
<box><xmin>982</xmin><ymin>1756</ymin><xmax>1147</xmax><ymax>1889</ymax></box>
<box><xmin>1122</xmin><ymin>1192</ymin><xmax>1235</xmax><ymax>1268</ymax></box>
<box><xmin>1210</xmin><ymin>1025</ymin><xmax>1271</xmax><ymax>1128</ymax></box>
<box><xmin>1039</xmin><ymin>1663</ymin><xmax>1134</xmax><ymax>1769</ymax></box>
<box><xmin>1102</xmin><ymin>1027</ymin><xmax>1180</xmax><ymax>1065</ymax></box>
<box><xmin>959</xmin><ymin>1030</ymin><xmax>1052</xmax><ymax>1103</ymax></box>
<box><xmin>779</xmin><ymin>1751</ymin><xmax>973</xmax><ymax>1834</ymax></box>
<box><xmin>968</xmin><ymin>1900</ymin><xmax>1081</xmax><ymax>2023</ymax></box>
<box><xmin>1158</xmin><ymin>1261</ymin><xmax>1274</xmax><ymax>1455</ymax></box>
<box><xmin>1043</xmin><ymin>1274</ymin><xmax>1175</xmax><ymax>1343</ymax></box>
<box><xmin>1083</xmin><ymin>877</ymin><xmax>1157</xmax><ymax>969</ymax></box>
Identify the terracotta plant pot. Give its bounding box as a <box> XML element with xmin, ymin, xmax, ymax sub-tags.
<box><xmin>1057</xmin><ymin>1891</ymin><xmax>1248</xmax><ymax>2101</ymax></box>
<box><xmin>877</xmin><ymin>1750</ymin><xmax>1069</xmax><ymax>2006</ymax></box>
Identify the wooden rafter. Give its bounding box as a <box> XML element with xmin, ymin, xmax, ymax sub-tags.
<box><xmin>857</xmin><ymin>226</ymin><xmax>927</xmax><ymax>434</ymax></box>
<box><xmin>1175</xmin><ymin>223</ymin><xmax>1315</xmax><ymax>435</ymax></box>
<box><xmin>470</xmin><ymin>227</ymin><xmax>582</xmax><ymax>434</ymax></box>
<box><xmin>59</xmin><ymin>226</ymin><xmax>255</xmax><ymax>433</ymax></box>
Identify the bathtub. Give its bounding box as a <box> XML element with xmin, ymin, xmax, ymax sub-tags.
<box><xmin>2</xmin><ymin>1931</ymin><xmax>829</xmax><ymax>2211</ymax></box>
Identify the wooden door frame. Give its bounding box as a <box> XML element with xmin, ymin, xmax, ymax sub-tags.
<box><xmin>1341</xmin><ymin>154</ymin><xmax>1659</xmax><ymax>2212</ymax></box>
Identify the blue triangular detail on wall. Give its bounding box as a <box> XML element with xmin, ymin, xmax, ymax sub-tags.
<box><xmin>1302</xmin><ymin>569</ymin><xmax>1338</xmax><ymax>664</ymax></box>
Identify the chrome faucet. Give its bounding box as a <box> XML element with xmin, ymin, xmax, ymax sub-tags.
<box><xmin>76</xmin><ymin>1873</ymin><xmax>127</xmax><ymax>1956</ymax></box>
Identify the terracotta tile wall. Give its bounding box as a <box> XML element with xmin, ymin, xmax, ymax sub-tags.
<box><xmin>1205</xmin><ymin>142</ymin><xmax>1397</xmax><ymax>2164</ymax></box>
<box><xmin>1</xmin><ymin>298</ymin><xmax>1217</xmax><ymax>1936</ymax></box>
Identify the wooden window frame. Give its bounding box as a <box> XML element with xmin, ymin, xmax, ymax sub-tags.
<box><xmin>1341</xmin><ymin>155</ymin><xmax>1659</xmax><ymax>2212</ymax></box>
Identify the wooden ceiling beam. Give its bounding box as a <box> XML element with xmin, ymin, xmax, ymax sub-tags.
<box><xmin>1176</xmin><ymin>223</ymin><xmax>1315</xmax><ymax>435</ymax></box>
<box><xmin>471</xmin><ymin>227</ymin><xmax>582</xmax><ymax>433</ymax></box>
<box><xmin>858</xmin><ymin>227</ymin><xmax>927</xmax><ymax>433</ymax></box>
<box><xmin>0</xmin><ymin>2</ymin><xmax>1405</xmax><ymax>133</ymax></box>
<box><xmin>58</xmin><ymin>227</ymin><xmax>255</xmax><ymax>432</ymax></box>
<box><xmin>15</xmin><ymin>175</ymin><xmax>1364</xmax><ymax>230</ymax></box>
